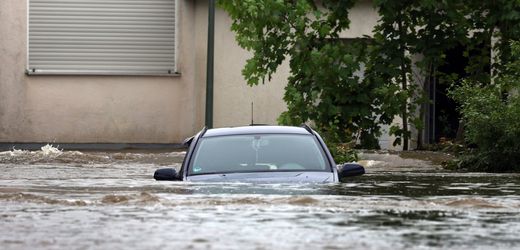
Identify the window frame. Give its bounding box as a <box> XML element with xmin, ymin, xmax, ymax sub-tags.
<box><xmin>26</xmin><ymin>0</ymin><xmax>180</xmax><ymax>76</ymax></box>
<box><xmin>187</xmin><ymin>133</ymin><xmax>333</xmax><ymax>176</ymax></box>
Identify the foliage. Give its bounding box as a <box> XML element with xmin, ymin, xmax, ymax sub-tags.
<box><xmin>220</xmin><ymin>0</ymin><xmax>520</xmax><ymax>150</ymax></box>
<box><xmin>356</xmin><ymin>0</ymin><xmax>520</xmax><ymax>149</ymax></box>
<box><xmin>365</xmin><ymin>0</ymin><xmax>513</xmax><ymax>148</ymax></box>
<box><xmin>448</xmin><ymin>41</ymin><xmax>520</xmax><ymax>172</ymax></box>
<box><xmin>329</xmin><ymin>143</ymin><xmax>358</xmax><ymax>164</ymax></box>
<box><xmin>219</xmin><ymin>0</ymin><xmax>390</xmax><ymax>147</ymax></box>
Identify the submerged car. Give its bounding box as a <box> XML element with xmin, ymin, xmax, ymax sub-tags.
<box><xmin>154</xmin><ymin>125</ymin><xmax>365</xmax><ymax>183</ymax></box>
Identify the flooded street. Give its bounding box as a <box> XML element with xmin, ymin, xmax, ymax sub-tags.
<box><xmin>1</xmin><ymin>147</ymin><xmax>520</xmax><ymax>249</ymax></box>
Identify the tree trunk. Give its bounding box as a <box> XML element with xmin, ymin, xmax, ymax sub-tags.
<box><xmin>417</xmin><ymin>63</ymin><xmax>434</xmax><ymax>150</ymax></box>
<box><xmin>455</xmin><ymin>120</ymin><xmax>465</xmax><ymax>144</ymax></box>
<box><xmin>397</xmin><ymin>14</ymin><xmax>409</xmax><ymax>150</ymax></box>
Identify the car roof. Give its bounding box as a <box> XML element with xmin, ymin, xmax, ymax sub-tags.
<box><xmin>202</xmin><ymin>125</ymin><xmax>312</xmax><ymax>137</ymax></box>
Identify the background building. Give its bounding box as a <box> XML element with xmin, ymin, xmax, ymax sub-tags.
<box><xmin>1</xmin><ymin>0</ymin><xmax>426</xmax><ymax>150</ymax></box>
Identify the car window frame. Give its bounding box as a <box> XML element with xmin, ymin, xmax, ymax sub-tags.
<box><xmin>186</xmin><ymin>133</ymin><xmax>334</xmax><ymax>176</ymax></box>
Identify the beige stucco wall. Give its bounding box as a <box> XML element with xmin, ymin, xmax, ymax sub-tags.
<box><xmin>1</xmin><ymin>0</ymin><xmax>410</xmax><ymax>149</ymax></box>
<box><xmin>212</xmin><ymin>7</ymin><xmax>289</xmax><ymax>127</ymax></box>
<box><xmin>212</xmin><ymin>0</ymin><xmax>380</xmax><ymax>128</ymax></box>
<box><xmin>210</xmin><ymin>1</ymin><xmax>408</xmax><ymax>150</ymax></box>
<box><xmin>340</xmin><ymin>0</ymin><xmax>379</xmax><ymax>38</ymax></box>
<box><xmin>0</xmin><ymin>0</ymin><xmax>204</xmax><ymax>143</ymax></box>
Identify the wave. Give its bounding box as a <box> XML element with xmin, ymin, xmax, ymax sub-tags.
<box><xmin>0</xmin><ymin>144</ymin><xmax>185</xmax><ymax>165</ymax></box>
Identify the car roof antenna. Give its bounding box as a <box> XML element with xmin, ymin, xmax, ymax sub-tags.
<box><xmin>251</xmin><ymin>102</ymin><xmax>254</xmax><ymax>125</ymax></box>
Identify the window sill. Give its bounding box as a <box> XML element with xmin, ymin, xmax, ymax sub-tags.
<box><xmin>25</xmin><ymin>69</ymin><xmax>181</xmax><ymax>77</ymax></box>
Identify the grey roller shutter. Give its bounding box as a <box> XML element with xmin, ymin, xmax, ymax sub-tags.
<box><xmin>28</xmin><ymin>0</ymin><xmax>177</xmax><ymax>75</ymax></box>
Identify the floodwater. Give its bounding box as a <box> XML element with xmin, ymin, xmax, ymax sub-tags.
<box><xmin>1</xmin><ymin>146</ymin><xmax>520</xmax><ymax>250</ymax></box>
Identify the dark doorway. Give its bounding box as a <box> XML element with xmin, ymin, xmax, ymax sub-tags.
<box><xmin>434</xmin><ymin>46</ymin><xmax>466</xmax><ymax>141</ymax></box>
<box><xmin>424</xmin><ymin>43</ymin><xmax>491</xmax><ymax>144</ymax></box>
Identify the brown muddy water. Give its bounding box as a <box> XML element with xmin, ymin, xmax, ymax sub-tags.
<box><xmin>1</xmin><ymin>146</ymin><xmax>520</xmax><ymax>250</ymax></box>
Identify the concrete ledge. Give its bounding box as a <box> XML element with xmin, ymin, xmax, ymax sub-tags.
<box><xmin>0</xmin><ymin>143</ymin><xmax>185</xmax><ymax>152</ymax></box>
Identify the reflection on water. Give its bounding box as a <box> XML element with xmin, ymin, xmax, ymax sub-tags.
<box><xmin>1</xmin><ymin>148</ymin><xmax>520</xmax><ymax>249</ymax></box>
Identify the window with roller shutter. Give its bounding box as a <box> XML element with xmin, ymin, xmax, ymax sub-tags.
<box><xmin>27</xmin><ymin>0</ymin><xmax>177</xmax><ymax>75</ymax></box>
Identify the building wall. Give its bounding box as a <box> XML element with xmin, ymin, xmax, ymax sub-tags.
<box><xmin>340</xmin><ymin>0</ymin><xmax>379</xmax><ymax>38</ymax></box>
<box><xmin>0</xmin><ymin>0</ymin><xmax>204</xmax><ymax>143</ymax></box>
<box><xmin>212</xmin><ymin>6</ymin><xmax>289</xmax><ymax>127</ymax></box>
<box><xmin>0</xmin><ymin>0</ymin><xmax>410</xmax><ymax>149</ymax></box>
<box><xmin>211</xmin><ymin>0</ymin><xmax>406</xmax><ymax>150</ymax></box>
<box><xmin>212</xmin><ymin>0</ymin><xmax>380</xmax><ymax>126</ymax></box>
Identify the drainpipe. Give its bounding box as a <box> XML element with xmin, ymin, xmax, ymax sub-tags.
<box><xmin>205</xmin><ymin>0</ymin><xmax>215</xmax><ymax>128</ymax></box>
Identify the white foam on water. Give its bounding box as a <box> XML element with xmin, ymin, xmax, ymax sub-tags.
<box><xmin>40</xmin><ymin>144</ymin><xmax>63</xmax><ymax>156</ymax></box>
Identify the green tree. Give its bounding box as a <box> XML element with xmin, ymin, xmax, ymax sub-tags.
<box><xmin>220</xmin><ymin>0</ymin><xmax>391</xmax><ymax>146</ymax></box>
<box><xmin>361</xmin><ymin>0</ymin><xmax>519</xmax><ymax>149</ymax></box>
<box><xmin>220</xmin><ymin>0</ymin><xmax>520</xmax><ymax>151</ymax></box>
<box><xmin>449</xmin><ymin>41</ymin><xmax>520</xmax><ymax>172</ymax></box>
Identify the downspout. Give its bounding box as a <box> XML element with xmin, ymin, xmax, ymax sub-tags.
<box><xmin>205</xmin><ymin>0</ymin><xmax>215</xmax><ymax>128</ymax></box>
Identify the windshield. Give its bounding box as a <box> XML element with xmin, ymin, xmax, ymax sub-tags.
<box><xmin>189</xmin><ymin>134</ymin><xmax>329</xmax><ymax>175</ymax></box>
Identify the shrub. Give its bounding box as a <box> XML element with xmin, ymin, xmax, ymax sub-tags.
<box><xmin>449</xmin><ymin>41</ymin><xmax>520</xmax><ymax>172</ymax></box>
<box><xmin>329</xmin><ymin>143</ymin><xmax>358</xmax><ymax>164</ymax></box>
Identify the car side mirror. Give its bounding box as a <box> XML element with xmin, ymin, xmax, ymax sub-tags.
<box><xmin>339</xmin><ymin>163</ymin><xmax>365</xmax><ymax>178</ymax></box>
<box><xmin>154</xmin><ymin>168</ymin><xmax>179</xmax><ymax>181</ymax></box>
